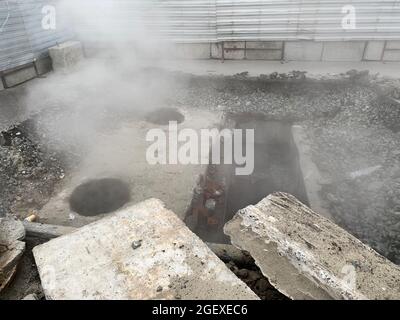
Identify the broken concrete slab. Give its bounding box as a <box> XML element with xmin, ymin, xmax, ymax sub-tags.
<box><xmin>0</xmin><ymin>217</ymin><xmax>26</xmax><ymax>291</ymax></box>
<box><xmin>33</xmin><ymin>198</ymin><xmax>259</xmax><ymax>300</ymax></box>
<box><xmin>224</xmin><ymin>192</ymin><xmax>400</xmax><ymax>300</ymax></box>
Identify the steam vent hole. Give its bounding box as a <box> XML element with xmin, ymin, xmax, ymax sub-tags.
<box><xmin>145</xmin><ymin>107</ymin><xmax>185</xmax><ymax>125</ymax></box>
<box><xmin>69</xmin><ymin>178</ymin><xmax>130</xmax><ymax>216</ymax></box>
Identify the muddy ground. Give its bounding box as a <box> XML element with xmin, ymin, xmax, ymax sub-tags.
<box><xmin>1</xmin><ymin>68</ymin><xmax>400</xmax><ymax>299</ymax></box>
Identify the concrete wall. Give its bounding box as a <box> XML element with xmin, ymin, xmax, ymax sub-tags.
<box><xmin>1</xmin><ymin>39</ymin><xmax>399</xmax><ymax>89</ymax></box>
<box><xmin>159</xmin><ymin>40</ymin><xmax>400</xmax><ymax>62</ymax></box>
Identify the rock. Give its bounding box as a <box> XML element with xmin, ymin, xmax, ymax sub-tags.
<box><xmin>22</xmin><ymin>293</ymin><xmax>38</xmax><ymax>300</ymax></box>
<box><xmin>0</xmin><ymin>217</ymin><xmax>26</xmax><ymax>292</ymax></box>
<box><xmin>131</xmin><ymin>240</ymin><xmax>142</xmax><ymax>249</ymax></box>
<box><xmin>224</xmin><ymin>192</ymin><xmax>400</xmax><ymax>300</ymax></box>
<box><xmin>236</xmin><ymin>269</ymin><xmax>249</xmax><ymax>278</ymax></box>
<box><xmin>255</xmin><ymin>278</ymin><xmax>270</xmax><ymax>292</ymax></box>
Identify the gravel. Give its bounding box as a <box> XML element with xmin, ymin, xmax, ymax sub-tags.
<box><xmin>1</xmin><ymin>69</ymin><xmax>400</xmax><ymax>266</ymax></box>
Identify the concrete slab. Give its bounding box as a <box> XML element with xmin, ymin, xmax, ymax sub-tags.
<box><xmin>363</xmin><ymin>41</ymin><xmax>385</xmax><ymax>61</ymax></box>
<box><xmin>284</xmin><ymin>41</ymin><xmax>323</xmax><ymax>61</ymax></box>
<box><xmin>322</xmin><ymin>42</ymin><xmax>365</xmax><ymax>62</ymax></box>
<box><xmin>38</xmin><ymin>107</ymin><xmax>219</xmax><ymax>227</ymax></box>
<box><xmin>33</xmin><ymin>198</ymin><xmax>259</xmax><ymax>300</ymax></box>
<box><xmin>224</xmin><ymin>192</ymin><xmax>400</xmax><ymax>300</ymax></box>
<box><xmin>49</xmin><ymin>41</ymin><xmax>84</xmax><ymax>71</ymax></box>
<box><xmin>3</xmin><ymin>66</ymin><xmax>36</xmax><ymax>88</ymax></box>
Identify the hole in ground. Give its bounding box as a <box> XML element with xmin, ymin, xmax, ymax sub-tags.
<box><xmin>186</xmin><ymin>117</ymin><xmax>308</xmax><ymax>243</ymax></box>
<box><xmin>69</xmin><ymin>178</ymin><xmax>130</xmax><ymax>216</ymax></box>
<box><xmin>145</xmin><ymin>108</ymin><xmax>185</xmax><ymax>125</ymax></box>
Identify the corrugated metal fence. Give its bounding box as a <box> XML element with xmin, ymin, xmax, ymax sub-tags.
<box><xmin>0</xmin><ymin>0</ymin><xmax>72</xmax><ymax>72</ymax></box>
<box><xmin>1</xmin><ymin>0</ymin><xmax>400</xmax><ymax>71</ymax></box>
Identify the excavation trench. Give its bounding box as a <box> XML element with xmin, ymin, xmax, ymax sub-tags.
<box><xmin>185</xmin><ymin>115</ymin><xmax>309</xmax><ymax>244</ymax></box>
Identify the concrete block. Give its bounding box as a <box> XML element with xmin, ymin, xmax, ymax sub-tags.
<box><xmin>34</xmin><ymin>56</ymin><xmax>52</xmax><ymax>75</ymax></box>
<box><xmin>224</xmin><ymin>49</ymin><xmax>245</xmax><ymax>60</ymax></box>
<box><xmin>322</xmin><ymin>41</ymin><xmax>365</xmax><ymax>62</ymax></box>
<box><xmin>3</xmin><ymin>65</ymin><xmax>36</xmax><ymax>88</ymax></box>
<box><xmin>49</xmin><ymin>41</ymin><xmax>84</xmax><ymax>71</ymax></box>
<box><xmin>224</xmin><ymin>192</ymin><xmax>400</xmax><ymax>300</ymax></box>
<box><xmin>246</xmin><ymin>41</ymin><xmax>283</xmax><ymax>50</ymax></box>
<box><xmin>383</xmin><ymin>50</ymin><xmax>400</xmax><ymax>61</ymax></box>
<box><xmin>246</xmin><ymin>49</ymin><xmax>282</xmax><ymax>60</ymax></box>
<box><xmin>33</xmin><ymin>198</ymin><xmax>259</xmax><ymax>300</ymax></box>
<box><xmin>363</xmin><ymin>41</ymin><xmax>385</xmax><ymax>61</ymax></box>
<box><xmin>224</xmin><ymin>41</ymin><xmax>245</xmax><ymax>49</ymax></box>
<box><xmin>211</xmin><ymin>43</ymin><xmax>222</xmax><ymax>59</ymax></box>
<box><xmin>0</xmin><ymin>79</ymin><xmax>4</xmax><ymax>91</ymax></box>
<box><xmin>173</xmin><ymin>43</ymin><xmax>210</xmax><ymax>59</ymax></box>
<box><xmin>284</xmin><ymin>41</ymin><xmax>323</xmax><ymax>61</ymax></box>
<box><xmin>386</xmin><ymin>41</ymin><xmax>400</xmax><ymax>50</ymax></box>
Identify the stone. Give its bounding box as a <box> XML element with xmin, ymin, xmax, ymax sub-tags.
<box><xmin>0</xmin><ymin>217</ymin><xmax>26</xmax><ymax>292</ymax></box>
<box><xmin>224</xmin><ymin>192</ymin><xmax>400</xmax><ymax>300</ymax></box>
<box><xmin>33</xmin><ymin>198</ymin><xmax>258</xmax><ymax>300</ymax></box>
<box><xmin>22</xmin><ymin>293</ymin><xmax>38</xmax><ymax>300</ymax></box>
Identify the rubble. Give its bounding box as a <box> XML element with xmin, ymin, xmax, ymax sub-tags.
<box><xmin>0</xmin><ymin>217</ymin><xmax>26</xmax><ymax>292</ymax></box>
<box><xmin>224</xmin><ymin>192</ymin><xmax>400</xmax><ymax>300</ymax></box>
<box><xmin>33</xmin><ymin>198</ymin><xmax>259</xmax><ymax>300</ymax></box>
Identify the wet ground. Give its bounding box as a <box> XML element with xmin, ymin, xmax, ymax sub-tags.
<box><xmin>1</xmin><ymin>67</ymin><xmax>400</xmax><ymax>298</ymax></box>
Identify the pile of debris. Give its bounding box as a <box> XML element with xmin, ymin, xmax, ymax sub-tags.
<box><xmin>0</xmin><ymin>119</ymin><xmax>66</xmax><ymax>219</ymax></box>
<box><xmin>1</xmin><ymin>194</ymin><xmax>399</xmax><ymax>300</ymax></box>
